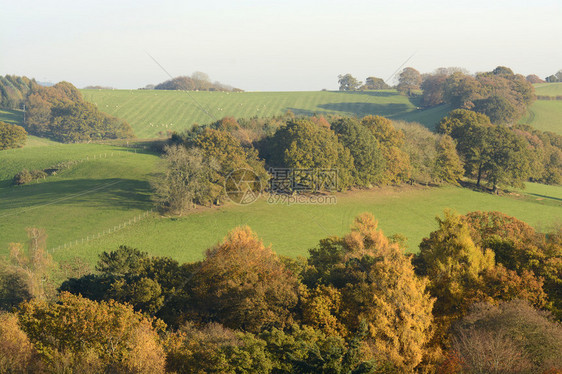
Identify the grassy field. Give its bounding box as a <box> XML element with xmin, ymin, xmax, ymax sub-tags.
<box><xmin>520</xmin><ymin>83</ymin><xmax>562</xmax><ymax>134</ymax></box>
<box><xmin>1</xmin><ymin>140</ymin><xmax>560</xmax><ymax>265</ymax></box>
<box><xmin>535</xmin><ymin>82</ymin><xmax>562</xmax><ymax>97</ymax></box>
<box><xmin>0</xmin><ymin>143</ymin><xmax>159</xmax><ymax>259</ymax></box>
<box><xmin>0</xmin><ymin>108</ymin><xmax>23</xmax><ymax>125</ymax></box>
<box><xmin>81</xmin><ymin>89</ymin><xmax>451</xmax><ymax>138</ymax></box>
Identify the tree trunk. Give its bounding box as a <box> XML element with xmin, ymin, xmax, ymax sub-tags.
<box><xmin>476</xmin><ymin>163</ymin><xmax>483</xmax><ymax>187</ymax></box>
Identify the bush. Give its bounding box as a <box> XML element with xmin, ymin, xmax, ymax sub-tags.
<box><xmin>0</xmin><ymin>121</ymin><xmax>27</xmax><ymax>150</ymax></box>
<box><xmin>12</xmin><ymin>169</ymin><xmax>33</xmax><ymax>185</ymax></box>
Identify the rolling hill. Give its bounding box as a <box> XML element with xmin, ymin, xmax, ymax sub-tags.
<box><xmin>520</xmin><ymin>83</ymin><xmax>562</xmax><ymax>134</ymax></box>
<box><xmin>81</xmin><ymin>89</ymin><xmax>452</xmax><ymax>138</ymax></box>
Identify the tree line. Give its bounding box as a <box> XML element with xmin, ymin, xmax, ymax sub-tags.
<box><xmin>339</xmin><ymin>66</ymin><xmax>542</xmax><ymax>126</ymax></box>
<box><xmin>1</xmin><ymin>210</ymin><xmax>561</xmax><ymax>373</ymax></box>
<box><xmin>0</xmin><ymin>75</ymin><xmax>134</xmax><ymax>143</ymax></box>
<box><xmin>153</xmin><ymin>110</ymin><xmax>561</xmax><ymax>215</ymax></box>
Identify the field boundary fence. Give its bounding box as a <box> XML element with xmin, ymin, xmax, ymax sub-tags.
<box><xmin>47</xmin><ymin>209</ymin><xmax>154</xmax><ymax>254</ymax></box>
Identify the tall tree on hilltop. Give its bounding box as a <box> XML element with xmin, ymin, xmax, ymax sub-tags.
<box><xmin>397</xmin><ymin>67</ymin><xmax>422</xmax><ymax>96</ymax></box>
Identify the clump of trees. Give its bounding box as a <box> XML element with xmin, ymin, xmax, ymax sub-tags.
<box><xmin>337</xmin><ymin>74</ymin><xmax>390</xmax><ymax>91</ymax></box>
<box><xmin>421</xmin><ymin>66</ymin><xmax>536</xmax><ymax>124</ymax></box>
<box><xmin>0</xmin><ymin>121</ymin><xmax>27</xmax><ymax>150</ymax></box>
<box><xmin>438</xmin><ymin>108</ymin><xmax>562</xmax><ymax>191</ymax></box>
<box><xmin>153</xmin><ymin>72</ymin><xmax>242</xmax><ymax>92</ymax></box>
<box><xmin>397</xmin><ymin>67</ymin><xmax>422</xmax><ymax>96</ymax></box>
<box><xmin>545</xmin><ymin>69</ymin><xmax>562</xmax><ymax>83</ymax></box>
<box><xmin>155</xmin><ymin>107</ymin><xmax>560</xmax><ymax>214</ymax></box>
<box><xmin>0</xmin><ymin>75</ymin><xmax>38</xmax><ymax>109</ymax></box>
<box><xmin>24</xmin><ymin>81</ymin><xmax>134</xmax><ymax>142</ymax></box>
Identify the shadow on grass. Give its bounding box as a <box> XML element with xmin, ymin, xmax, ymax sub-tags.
<box><xmin>285</xmin><ymin>102</ymin><xmax>412</xmax><ymax>118</ymax></box>
<box><xmin>331</xmin><ymin>90</ymin><xmax>398</xmax><ymax>98</ymax></box>
<box><xmin>0</xmin><ymin>178</ymin><xmax>153</xmax><ymax>213</ymax></box>
<box><xmin>527</xmin><ymin>193</ymin><xmax>562</xmax><ymax>202</ymax></box>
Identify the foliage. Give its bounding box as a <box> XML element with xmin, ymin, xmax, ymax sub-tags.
<box><xmin>361</xmin><ymin>115</ymin><xmax>411</xmax><ymax>184</ymax></box>
<box><xmin>185</xmin><ymin>226</ymin><xmax>299</xmax><ymax>333</ymax></box>
<box><xmin>424</xmin><ymin>66</ymin><xmax>536</xmax><ymax>124</ymax></box>
<box><xmin>152</xmin><ymin>145</ymin><xmax>220</xmax><ymax>214</ymax></box>
<box><xmin>165</xmin><ymin>322</ymin><xmax>272</xmax><ymax>374</ymax></box>
<box><xmin>18</xmin><ymin>292</ymin><xmax>166</xmax><ymax>373</ymax></box>
<box><xmin>0</xmin><ymin>122</ymin><xmax>27</xmax><ymax>150</ymax></box>
<box><xmin>0</xmin><ymin>312</ymin><xmax>41</xmax><ymax>373</ymax></box>
<box><xmin>0</xmin><ymin>75</ymin><xmax>38</xmax><ymax>110</ymax></box>
<box><xmin>304</xmin><ymin>213</ymin><xmax>435</xmax><ymax>371</ymax></box>
<box><xmin>450</xmin><ymin>300</ymin><xmax>562</xmax><ymax>373</ymax></box>
<box><xmin>338</xmin><ymin>74</ymin><xmax>361</xmax><ymax>91</ymax></box>
<box><xmin>264</xmin><ymin>119</ymin><xmax>354</xmax><ymax>190</ymax></box>
<box><xmin>154</xmin><ymin>72</ymin><xmax>240</xmax><ymax>92</ymax></box>
<box><xmin>417</xmin><ymin>210</ymin><xmax>495</xmax><ymax>320</ymax></box>
<box><xmin>24</xmin><ymin>81</ymin><xmax>134</xmax><ymax>142</ymax></box>
<box><xmin>434</xmin><ymin>135</ymin><xmax>464</xmax><ymax>185</ymax></box>
<box><xmin>331</xmin><ymin>117</ymin><xmax>384</xmax><ymax>186</ymax></box>
<box><xmin>438</xmin><ymin>109</ymin><xmax>533</xmax><ymax>190</ymax></box>
<box><xmin>397</xmin><ymin>67</ymin><xmax>422</xmax><ymax>96</ymax></box>
<box><xmin>362</xmin><ymin>77</ymin><xmax>390</xmax><ymax>90</ymax></box>
<box><xmin>463</xmin><ymin>211</ymin><xmax>562</xmax><ymax>319</ymax></box>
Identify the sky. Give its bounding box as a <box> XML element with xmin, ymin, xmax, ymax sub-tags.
<box><xmin>1</xmin><ymin>0</ymin><xmax>561</xmax><ymax>91</ymax></box>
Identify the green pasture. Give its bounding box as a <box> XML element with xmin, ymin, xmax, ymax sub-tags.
<box><xmin>81</xmin><ymin>89</ymin><xmax>450</xmax><ymax>138</ymax></box>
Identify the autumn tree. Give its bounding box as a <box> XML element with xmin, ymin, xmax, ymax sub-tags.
<box><xmin>152</xmin><ymin>145</ymin><xmax>220</xmax><ymax>214</ymax></box>
<box><xmin>186</xmin><ymin>227</ymin><xmax>299</xmax><ymax>333</ymax></box>
<box><xmin>330</xmin><ymin>117</ymin><xmax>384</xmax><ymax>186</ymax></box>
<box><xmin>363</xmin><ymin>76</ymin><xmax>389</xmax><ymax>90</ymax></box>
<box><xmin>0</xmin><ymin>122</ymin><xmax>27</xmax><ymax>150</ymax></box>
<box><xmin>0</xmin><ymin>312</ymin><xmax>41</xmax><ymax>372</ymax></box>
<box><xmin>338</xmin><ymin>74</ymin><xmax>361</xmax><ymax>91</ymax></box>
<box><xmin>450</xmin><ymin>300</ymin><xmax>562</xmax><ymax>373</ymax></box>
<box><xmin>421</xmin><ymin>74</ymin><xmax>448</xmax><ymax>107</ymax></box>
<box><xmin>18</xmin><ymin>292</ymin><xmax>166</xmax><ymax>373</ymax></box>
<box><xmin>361</xmin><ymin>115</ymin><xmax>411</xmax><ymax>184</ymax></box>
<box><xmin>397</xmin><ymin>67</ymin><xmax>422</xmax><ymax>96</ymax></box>
<box><xmin>393</xmin><ymin>121</ymin><xmax>440</xmax><ymax>185</ymax></box>
<box><xmin>463</xmin><ymin>211</ymin><xmax>562</xmax><ymax>318</ymax></box>
<box><xmin>6</xmin><ymin>228</ymin><xmax>55</xmax><ymax>302</ymax></box>
<box><xmin>165</xmin><ymin>322</ymin><xmax>272</xmax><ymax>373</ymax></box>
<box><xmin>442</xmin><ymin>72</ymin><xmax>482</xmax><ymax>109</ymax></box>
<box><xmin>265</xmin><ymin>119</ymin><xmax>354</xmax><ymax>189</ymax></box>
<box><xmin>23</xmin><ymin>81</ymin><xmax>133</xmax><ymax>142</ymax></box>
<box><xmin>303</xmin><ymin>213</ymin><xmax>435</xmax><ymax>371</ymax></box>
<box><xmin>526</xmin><ymin>74</ymin><xmax>545</xmax><ymax>84</ymax></box>
<box><xmin>434</xmin><ymin>135</ymin><xmax>464</xmax><ymax>185</ymax></box>
<box><xmin>437</xmin><ymin>109</ymin><xmax>492</xmax><ymax>186</ymax></box>
<box><xmin>416</xmin><ymin>210</ymin><xmax>496</xmax><ymax>321</ymax></box>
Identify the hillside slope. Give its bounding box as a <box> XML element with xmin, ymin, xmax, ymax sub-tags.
<box><xmin>82</xmin><ymin>89</ymin><xmax>451</xmax><ymax>138</ymax></box>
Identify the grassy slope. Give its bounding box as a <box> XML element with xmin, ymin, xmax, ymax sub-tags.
<box><xmin>0</xmin><ymin>108</ymin><xmax>23</xmax><ymax>125</ymax></box>
<box><xmin>0</xmin><ymin>144</ymin><xmax>159</xmax><ymax>258</ymax></box>
<box><xmin>45</xmin><ymin>182</ymin><xmax>562</xmax><ymax>265</ymax></box>
<box><xmin>81</xmin><ymin>89</ymin><xmax>451</xmax><ymax>137</ymax></box>
<box><xmin>520</xmin><ymin>83</ymin><xmax>562</xmax><ymax>134</ymax></box>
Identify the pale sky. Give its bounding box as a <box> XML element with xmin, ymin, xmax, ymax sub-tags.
<box><xmin>1</xmin><ymin>0</ymin><xmax>560</xmax><ymax>91</ymax></box>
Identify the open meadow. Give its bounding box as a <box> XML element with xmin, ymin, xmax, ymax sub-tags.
<box><xmin>1</xmin><ymin>141</ymin><xmax>561</xmax><ymax>265</ymax></box>
<box><xmin>81</xmin><ymin>89</ymin><xmax>451</xmax><ymax>137</ymax></box>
